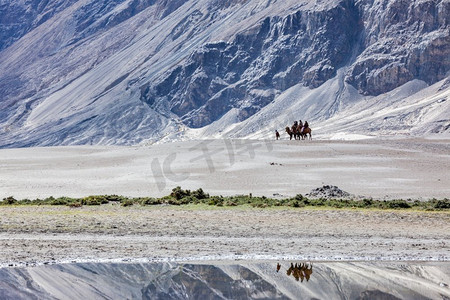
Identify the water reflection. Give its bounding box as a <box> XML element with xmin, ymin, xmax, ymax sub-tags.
<box><xmin>277</xmin><ymin>262</ymin><xmax>313</xmax><ymax>282</ymax></box>
<box><xmin>0</xmin><ymin>261</ymin><xmax>449</xmax><ymax>299</ymax></box>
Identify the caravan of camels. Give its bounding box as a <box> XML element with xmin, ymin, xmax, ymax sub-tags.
<box><xmin>281</xmin><ymin>120</ymin><xmax>312</xmax><ymax>140</ymax></box>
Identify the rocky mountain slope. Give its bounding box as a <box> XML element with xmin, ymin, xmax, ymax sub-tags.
<box><xmin>0</xmin><ymin>0</ymin><xmax>449</xmax><ymax>147</ymax></box>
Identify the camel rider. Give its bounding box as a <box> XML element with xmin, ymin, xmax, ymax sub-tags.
<box><xmin>298</xmin><ymin>120</ymin><xmax>303</xmax><ymax>132</ymax></box>
<box><xmin>292</xmin><ymin>121</ymin><xmax>298</xmax><ymax>132</ymax></box>
<box><xmin>304</xmin><ymin>121</ymin><xmax>309</xmax><ymax>129</ymax></box>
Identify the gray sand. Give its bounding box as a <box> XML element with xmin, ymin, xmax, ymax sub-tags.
<box><xmin>0</xmin><ymin>138</ymin><xmax>449</xmax><ymax>200</ymax></box>
<box><xmin>0</xmin><ymin>138</ymin><xmax>449</xmax><ymax>267</ymax></box>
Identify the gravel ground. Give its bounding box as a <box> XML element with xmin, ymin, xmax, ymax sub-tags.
<box><xmin>0</xmin><ymin>204</ymin><xmax>448</xmax><ymax>267</ymax></box>
<box><xmin>0</xmin><ymin>137</ymin><xmax>449</xmax><ymax>267</ymax></box>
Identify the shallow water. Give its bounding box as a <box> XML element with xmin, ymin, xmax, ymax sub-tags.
<box><xmin>0</xmin><ymin>261</ymin><xmax>449</xmax><ymax>299</ymax></box>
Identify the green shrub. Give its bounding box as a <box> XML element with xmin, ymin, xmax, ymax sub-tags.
<box><xmin>17</xmin><ymin>199</ymin><xmax>32</xmax><ymax>205</ymax></box>
<box><xmin>192</xmin><ymin>188</ymin><xmax>209</xmax><ymax>200</ymax></box>
<box><xmin>50</xmin><ymin>197</ymin><xmax>71</xmax><ymax>205</ymax></box>
<box><xmin>328</xmin><ymin>200</ymin><xmax>345</xmax><ymax>208</ymax></box>
<box><xmin>140</xmin><ymin>197</ymin><xmax>162</xmax><ymax>205</ymax></box>
<box><xmin>295</xmin><ymin>194</ymin><xmax>304</xmax><ymax>201</ymax></box>
<box><xmin>310</xmin><ymin>198</ymin><xmax>327</xmax><ymax>206</ymax></box>
<box><xmin>2</xmin><ymin>196</ymin><xmax>17</xmax><ymax>205</ymax></box>
<box><xmin>386</xmin><ymin>200</ymin><xmax>411</xmax><ymax>209</ymax></box>
<box><xmin>43</xmin><ymin>196</ymin><xmax>56</xmax><ymax>203</ymax></box>
<box><xmin>250</xmin><ymin>202</ymin><xmax>268</xmax><ymax>208</ymax></box>
<box><xmin>432</xmin><ymin>199</ymin><xmax>450</xmax><ymax>209</ymax></box>
<box><xmin>2</xmin><ymin>189</ymin><xmax>449</xmax><ymax>211</ymax></box>
<box><xmin>170</xmin><ymin>186</ymin><xmax>191</xmax><ymax>200</ymax></box>
<box><xmin>82</xmin><ymin>195</ymin><xmax>109</xmax><ymax>205</ymax></box>
<box><xmin>288</xmin><ymin>200</ymin><xmax>301</xmax><ymax>208</ymax></box>
<box><xmin>362</xmin><ymin>199</ymin><xmax>373</xmax><ymax>207</ymax></box>
<box><xmin>121</xmin><ymin>199</ymin><xmax>135</xmax><ymax>207</ymax></box>
<box><xmin>168</xmin><ymin>196</ymin><xmax>195</xmax><ymax>205</ymax></box>
<box><xmin>223</xmin><ymin>200</ymin><xmax>238</xmax><ymax>206</ymax></box>
<box><xmin>30</xmin><ymin>198</ymin><xmax>45</xmax><ymax>205</ymax></box>
<box><xmin>208</xmin><ymin>196</ymin><xmax>223</xmax><ymax>206</ymax></box>
<box><xmin>104</xmin><ymin>195</ymin><xmax>127</xmax><ymax>202</ymax></box>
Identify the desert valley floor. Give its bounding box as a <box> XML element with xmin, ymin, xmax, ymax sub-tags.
<box><xmin>1</xmin><ymin>137</ymin><xmax>449</xmax><ymax>200</ymax></box>
<box><xmin>0</xmin><ymin>137</ymin><xmax>448</xmax><ymax>267</ymax></box>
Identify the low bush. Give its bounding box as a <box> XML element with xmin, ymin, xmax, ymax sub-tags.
<box><xmin>50</xmin><ymin>197</ymin><xmax>71</xmax><ymax>205</ymax></box>
<box><xmin>192</xmin><ymin>188</ymin><xmax>209</xmax><ymax>200</ymax></box>
<box><xmin>287</xmin><ymin>200</ymin><xmax>304</xmax><ymax>208</ymax></box>
<box><xmin>431</xmin><ymin>198</ymin><xmax>450</xmax><ymax>210</ymax></box>
<box><xmin>104</xmin><ymin>195</ymin><xmax>127</xmax><ymax>202</ymax></box>
<box><xmin>121</xmin><ymin>199</ymin><xmax>135</xmax><ymax>207</ymax></box>
<box><xmin>386</xmin><ymin>200</ymin><xmax>411</xmax><ymax>209</ymax></box>
<box><xmin>168</xmin><ymin>196</ymin><xmax>195</xmax><ymax>205</ymax></box>
<box><xmin>1</xmin><ymin>188</ymin><xmax>449</xmax><ymax>211</ymax></box>
<box><xmin>16</xmin><ymin>199</ymin><xmax>32</xmax><ymax>205</ymax></box>
<box><xmin>208</xmin><ymin>196</ymin><xmax>224</xmax><ymax>206</ymax></box>
<box><xmin>139</xmin><ymin>197</ymin><xmax>162</xmax><ymax>206</ymax></box>
<box><xmin>82</xmin><ymin>195</ymin><xmax>109</xmax><ymax>205</ymax></box>
<box><xmin>1</xmin><ymin>196</ymin><xmax>17</xmax><ymax>205</ymax></box>
<box><xmin>170</xmin><ymin>186</ymin><xmax>191</xmax><ymax>200</ymax></box>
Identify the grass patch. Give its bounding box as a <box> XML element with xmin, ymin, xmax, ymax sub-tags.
<box><xmin>1</xmin><ymin>187</ymin><xmax>449</xmax><ymax>211</ymax></box>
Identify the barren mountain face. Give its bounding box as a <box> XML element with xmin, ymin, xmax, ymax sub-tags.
<box><xmin>0</xmin><ymin>0</ymin><xmax>449</xmax><ymax>147</ymax></box>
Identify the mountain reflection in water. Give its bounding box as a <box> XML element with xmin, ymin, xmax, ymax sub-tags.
<box><xmin>0</xmin><ymin>261</ymin><xmax>449</xmax><ymax>299</ymax></box>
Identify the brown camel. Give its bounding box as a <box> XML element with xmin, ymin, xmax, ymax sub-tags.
<box><xmin>285</xmin><ymin>127</ymin><xmax>294</xmax><ymax>140</ymax></box>
<box><xmin>303</xmin><ymin>263</ymin><xmax>313</xmax><ymax>281</ymax></box>
<box><xmin>292</xmin><ymin>125</ymin><xmax>300</xmax><ymax>140</ymax></box>
<box><xmin>298</xmin><ymin>126</ymin><xmax>312</xmax><ymax>140</ymax></box>
<box><xmin>286</xmin><ymin>263</ymin><xmax>293</xmax><ymax>276</ymax></box>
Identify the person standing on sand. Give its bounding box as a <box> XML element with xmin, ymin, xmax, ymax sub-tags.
<box><xmin>275</xmin><ymin>130</ymin><xmax>280</xmax><ymax>140</ymax></box>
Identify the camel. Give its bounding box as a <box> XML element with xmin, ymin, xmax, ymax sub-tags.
<box><xmin>292</xmin><ymin>125</ymin><xmax>300</xmax><ymax>140</ymax></box>
<box><xmin>286</xmin><ymin>266</ymin><xmax>293</xmax><ymax>276</ymax></box>
<box><xmin>299</xmin><ymin>126</ymin><xmax>312</xmax><ymax>140</ymax></box>
<box><xmin>288</xmin><ymin>262</ymin><xmax>296</xmax><ymax>275</ymax></box>
<box><xmin>285</xmin><ymin>127</ymin><xmax>295</xmax><ymax>140</ymax></box>
<box><xmin>303</xmin><ymin>263</ymin><xmax>313</xmax><ymax>281</ymax></box>
<box><xmin>293</xmin><ymin>267</ymin><xmax>301</xmax><ymax>281</ymax></box>
<box><xmin>286</xmin><ymin>126</ymin><xmax>312</xmax><ymax>140</ymax></box>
